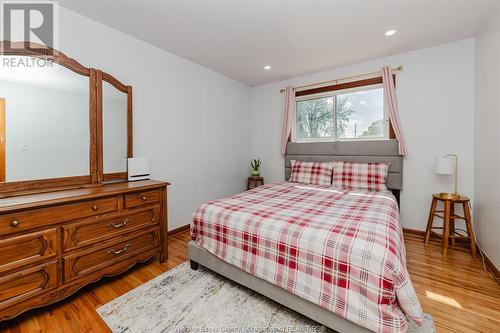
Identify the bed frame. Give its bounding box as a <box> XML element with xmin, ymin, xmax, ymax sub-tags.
<box><xmin>189</xmin><ymin>140</ymin><xmax>403</xmax><ymax>333</ymax></box>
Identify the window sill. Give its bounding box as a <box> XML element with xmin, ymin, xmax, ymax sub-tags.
<box><xmin>292</xmin><ymin>137</ymin><xmax>389</xmax><ymax>143</ymax></box>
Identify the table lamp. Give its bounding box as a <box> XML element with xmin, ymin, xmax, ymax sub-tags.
<box><xmin>434</xmin><ymin>154</ymin><xmax>460</xmax><ymax>199</ymax></box>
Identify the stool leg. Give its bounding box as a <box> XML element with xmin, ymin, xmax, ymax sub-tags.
<box><xmin>442</xmin><ymin>201</ymin><xmax>451</xmax><ymax>256</ymax></box>
<box><xmin>425</xmin><ymin>198</ymin><xmax>437</xmax><ymax>244</ymax></box>
<box><xmin>450</xmin><ymin>204</ymin><xmax>455</xmax><ymax>247</ymax></box>
<box><xmin>463</xmin><ymin>202</ymin><xmax>477</xmax><ymax>257</ymax></box>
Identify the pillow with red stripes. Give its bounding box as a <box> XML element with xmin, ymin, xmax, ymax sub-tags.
<box><xmin>289</xmin><ymin>160</ymin><xmax>333</xmax><ymax>186</ymax></box>
<box><xmin>332</xmin><ymin>161</ymin><xmax>390</xmax><ymax>192</ymax></box>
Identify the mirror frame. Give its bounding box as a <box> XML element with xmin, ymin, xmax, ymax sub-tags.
<box><xmin>97</xmin><ymin>70</ymin><xmax>133</xmax><ymax>182</ymax></box>
<box><xmin>0</xmin><ymin>41</ymin><xmax>133</xmax><ymax>197</ymax></box>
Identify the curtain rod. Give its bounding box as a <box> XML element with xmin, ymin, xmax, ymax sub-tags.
<box><xmin>279</xmin><ymin>65</ymin><xmax>403</xmax><ymax>93</ymax></box>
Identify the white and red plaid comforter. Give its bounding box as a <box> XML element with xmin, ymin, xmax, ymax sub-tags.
<box><xmin>191</xmin><ymin>182</ymin><xmax>423</xmax><ymax>333</ymax></box>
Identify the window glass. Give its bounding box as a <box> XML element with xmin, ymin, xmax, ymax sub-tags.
<box><xmin>337</xmin><ymin>87</ymin><xmax>385</xmax><ymax>139</ymax></box>
<box><xmin>295</xmin><ymin>96</ymin><xmax>334</xmax><ymax>140</ymax></box>
<box><xmin>293</xmin><ymin>84</ymin><xmax>386</xmax><ymax>142</ymax></box>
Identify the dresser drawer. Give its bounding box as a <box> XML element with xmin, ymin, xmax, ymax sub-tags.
<box><xmin>0</xmin><ymin>228</ymin><xmax>58</xmax><ymax>274</ymax></box>
<box><xmin>124</xmin><ymin>190</ymin><xmax>160</xmax><ymax>208</ymax></box>
<box><xmin>63</xmin><ymin>229</ymin><xmax>160</xmax><ymax>282</ymax></box>
<box><xmin>0</xmin><ymin>197</ymin><xmax>117</xmax><ymax>235</ymax></box>
<box><xmin>63</xmin><ymin>208</ymin><xmax>159</xmax><ymax>251</ymax></box>
<box><xmin>0</xmin><ymin>261</ymin><xmax>58</xmax><ymax>310</ymax></box>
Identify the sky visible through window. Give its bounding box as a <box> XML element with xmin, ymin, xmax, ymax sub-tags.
<box><xmin>340</xmin><ymin>88</ymin><xmax>384</xmax><ymax>139</ymax></box>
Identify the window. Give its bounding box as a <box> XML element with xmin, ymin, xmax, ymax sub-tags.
<box><xmin>293</xmin><ymin>82</ymin><xmax>389</xmax><ymax>142</ymax></box>
<box><xmin>296</xmin><ymin>96</ymin><xmax>334</xmax><ymax>140</ymax></box>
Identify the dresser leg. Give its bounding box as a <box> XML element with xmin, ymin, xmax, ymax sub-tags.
<box><xmin>159</xmin><ymin>237</ymin><xmax>168</xmax><ymax>263</ymax></box>
<box><xmin>190</xmin><ymin>260</ymin><xmax>199</xmax><ymax>270</ymax></box>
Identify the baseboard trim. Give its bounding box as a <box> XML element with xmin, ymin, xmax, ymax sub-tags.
<box><xmin>404</xmin><ymin>227</ymin><xmax>471</xmax><ymax>244</ymax></box>
<box><xmin>479</xmin><ymin>248</ymin><xmax>500</xmax><ymax>284</ymax></box>
<box><xmin>402</xmin><ymin>228</ymin><xmax>425</xmax><ymax>236</ymax></box>
<box><xmin>168</xmin><ymin>224</ymin><xmax>190</xmax><ymax>238</ymax></box>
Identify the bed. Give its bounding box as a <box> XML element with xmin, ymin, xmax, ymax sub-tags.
<box><xmin>189</xmin><ymin>140</ymin><xmax>423</xmax><ymax>333</ymax></box>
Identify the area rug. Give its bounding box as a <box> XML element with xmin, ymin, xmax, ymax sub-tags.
<box><xmin>97</xmin><ymin>262</ymin><xmax>435</xmax><ymax>333</ymax></box>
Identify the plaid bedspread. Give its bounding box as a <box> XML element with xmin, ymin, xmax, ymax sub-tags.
<box><xmin>191</xmin><ymin>182</ymin><xmax>423</xmax><ymax>333</ymax></box>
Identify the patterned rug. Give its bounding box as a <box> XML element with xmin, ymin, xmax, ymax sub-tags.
<box><xmin>97</xmin><ymin>262</ymin><xmax>435</xmax><ymax>333</ymax></box>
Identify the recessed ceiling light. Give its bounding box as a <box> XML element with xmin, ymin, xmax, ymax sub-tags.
<box><xmin>264</xmin><ymin>65</ymin><xmax>271</xmax><ymax>70</ymax></box>
<box><xmin>385</xmin><ymin>30</ymin><xmax>397</xmax><ymax>36</ymax></box>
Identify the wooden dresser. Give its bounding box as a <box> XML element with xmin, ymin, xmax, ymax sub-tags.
<box><xmin>0</xmin><ymin>180</ymin><xmax>169</xmax><ymax>321</ymax></box>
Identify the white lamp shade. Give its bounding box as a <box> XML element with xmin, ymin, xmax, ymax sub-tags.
<box><xmin>435</xmin><ymin>157</ymin><xmax>455</xmax><ymax>175</ymax></box>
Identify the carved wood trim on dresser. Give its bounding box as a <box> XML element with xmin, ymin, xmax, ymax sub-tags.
<box><xmin>0</xmin><ymin>180</ymin><xmax>169</xmax><ymax>322</ymax></box>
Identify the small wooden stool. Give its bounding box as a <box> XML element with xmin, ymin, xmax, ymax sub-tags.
<box><xmin>247</xmin><ymin>177</ymin><xmax>264</xmax><ymax>190</ymax></box>
<box><xmin>425</xmin><ymin>193</ymin><xmax>476</xmax><ymax>257</ymax></box>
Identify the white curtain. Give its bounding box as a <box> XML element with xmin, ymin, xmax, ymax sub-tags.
<box><xmin>382</xmin><ymin>66</ymin><xmax>408</xmax><ymax>156</ymax></box>
<box><xmin>281</xmin><ymin>86</ymin><xmax>295</xmax><ymax>155</ymax></box>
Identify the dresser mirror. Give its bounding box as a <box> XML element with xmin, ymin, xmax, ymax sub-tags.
<box><xmin>0</xmin><ymin>57</ymin><xmax>90</xmax><ymax>183</ymax></box>
<box><xmin>98</xmin><ymin>73</ymin><xmax>132</xmax><ymax>181</ymax></box>
<box><xmin>102</xmin><ymin>80</ymin><xmax>129</xmax><ymax>179</ymax></box>
<box><xmin>0</xmin><ymin>42</ymin><xmax>133</xmax><ymax>196</ymax></box>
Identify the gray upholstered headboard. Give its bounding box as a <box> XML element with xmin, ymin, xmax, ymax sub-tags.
<box><xmin>285</xmin><ymin>140</ymin><xmax>403</xmax><ymax>201</ymax></box>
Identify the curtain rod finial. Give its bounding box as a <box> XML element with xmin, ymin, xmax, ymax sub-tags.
<box><xmin>397</xmin><ymin>65</ymin><xmax>403</xmax><ymax>71</ymax></box>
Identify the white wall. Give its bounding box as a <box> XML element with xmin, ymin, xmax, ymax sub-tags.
<box><xmin>1</xmin><ymin>80</ymin><xmax>89</xmax><ymax>181</ymax></box>
<box><xmin>474</xmin><ymin>8</ymin><xmax>500</xmax><ymax>268</ymax></box>
<box><xmin>251</xmin><ymin>39</ymin><xmax>475</xmax><ymax>231</ymax></box>
<box><xmin>58</xmin><ymin>8</ymin><xmax>251</xmax><ymax>229</ymax></box>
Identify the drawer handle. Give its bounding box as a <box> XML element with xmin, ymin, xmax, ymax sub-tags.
<box><xmin>141</xmin><ymin>196</ymin><xmax>147</xmax><ymax>201</ymax></box>
<box><xmin>107</xmin><ymin>244</ymin><xmax>130</xmax><ymax>255</ymax></box>
<box><xmin>11</xmin><ymin>220</ymin><xmax>19</xmax><ymax>227</ymax></box>
<box><xmin>92</xmin><ymin>205</ymin><xmax>99</xmax><ymax>211</ymax></box>
<box><xmin>107</xmin><ymin>219</ymin><xmax>129</xmax><ymax>229</ymax></box>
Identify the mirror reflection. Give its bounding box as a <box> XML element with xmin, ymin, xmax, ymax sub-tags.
<box><xmin>0</xmin><ymin>56</ymin><xmax>90</xmax><ymax>182</ymax></box>
<box><xmin>102</xmin><ymin>81</ymin><xmax>127</xmax><ymax>175</ymax></box>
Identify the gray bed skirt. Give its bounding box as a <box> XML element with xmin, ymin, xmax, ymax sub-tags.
<box><xmin>188</xmin><ymin>241</ymin><xmax>370</xmax><ymax>333</ymax></box>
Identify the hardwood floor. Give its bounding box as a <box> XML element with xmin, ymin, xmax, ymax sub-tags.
<box><xmin>404</xmin><ymin>232</ymin><xmax>500</xmax><ymax>333</ymax></box>
<box><xmin>1</xmin><ymin>231</ymin><xmax>499</xmax><ymax>333</ymax></box>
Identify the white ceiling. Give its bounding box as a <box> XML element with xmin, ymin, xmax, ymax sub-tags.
<box><xmin>60</xmin><ymin>0</ymin><xmax>498</xmax><ymax>87</ymax></box>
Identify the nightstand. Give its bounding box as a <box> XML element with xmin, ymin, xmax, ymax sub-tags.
<box><xmin>247</xmin><ymin>177</ymin><xmax>264</xmax><ymax>190</ymax></box>
<box><xmin>424</xmin><ymin>193</ymin><xmax>476</xmax><ymax>257</ymax></box>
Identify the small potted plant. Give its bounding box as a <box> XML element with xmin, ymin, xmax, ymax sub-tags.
<box><xmin>251</xmin><ymin>158</ymin><xmax>262</xmax><ymax>177</ymax></box>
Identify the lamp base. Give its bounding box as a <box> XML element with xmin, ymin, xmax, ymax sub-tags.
<box><xmin>439</xmin><ymin>192</ymin><xmax>461</xmax><ymax>200</ymax></box>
